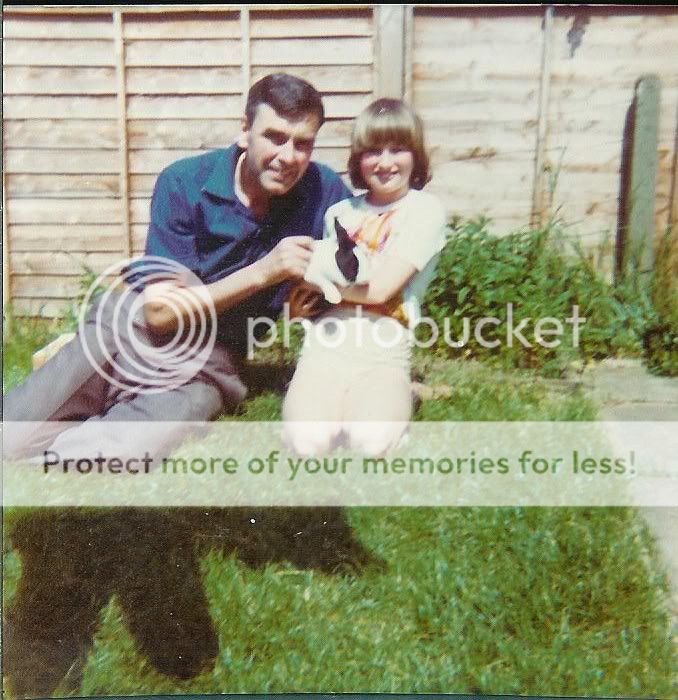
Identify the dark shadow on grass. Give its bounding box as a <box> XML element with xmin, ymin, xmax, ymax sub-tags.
<box><xmin>3</xmin><ymin>506</ymin><xmax>382</xmax><ymax>699</ymax></box>
<box><xmin>239</xmin><ymin>361</ymin><xmax>296</xmax><ymax>398</ymax></box>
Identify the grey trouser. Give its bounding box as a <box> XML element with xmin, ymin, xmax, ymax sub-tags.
<box><xmin>4</xmin><ymin>292</ymin><xmax>248</xmax><ymax>462</ymax></box>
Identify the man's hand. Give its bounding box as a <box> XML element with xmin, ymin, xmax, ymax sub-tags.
<box><xmin>288</xmin><ymin>281</ymin><xmax>326</xmax><ymax>319</ymax></box>
<box><xmin>143</xmin><ymin>237</ymin><xmax>317</xmax><ymax>336</ymax></box>
<box><xmin>256</xmin><ymin>236</ymin><xmax>315</xmax><ymax>286</ymax></box>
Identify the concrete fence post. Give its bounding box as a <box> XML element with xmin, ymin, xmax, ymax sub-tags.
<box><xmin>621</xmin><ymin>74</ymin><xmax>661</xmax><ymax>282</ymax></box>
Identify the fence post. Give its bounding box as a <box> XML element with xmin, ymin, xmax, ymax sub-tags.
<box><xmin>375</xmin><ymin>5</ymin><xmax>406</xmax><ymax>98</ymax></box>
<box><xmin>621</xmin><ymin>74</ymin><xmax>661</xmax><ymax>282</ymax></box>
<box><xmin>113</xmin><ymin>11</ymin><xmax>132</xmax><ymax>260</ymax></box>
<box><xmin>2</xmin><ymin>161</ymin><xmax>10</xmax><ymax>318</ymax></box>
<box><xmin>240</xmin><ymin>6</ymin><xmax>251</xmax><ymax>114</ymax></box>
<box><xmin>530</xmin><ymin>5</ymin><xmax>554</xmax><ymax>229</ymax></box>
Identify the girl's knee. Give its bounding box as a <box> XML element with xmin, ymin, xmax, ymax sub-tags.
<box><xmin>283</xmin><ymin>421</ymin><xmax>341</xmax><ymax>457</ymax></box>
<box><xmin>347</xmin><ymin>421</ymin><xmax>407</xmax><ymax>457</ymax></box>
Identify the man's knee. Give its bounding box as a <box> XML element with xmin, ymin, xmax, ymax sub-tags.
<box><xmin>185</xmin><ymin>382</ymin><xmax>226</xmax><ymax>421</ymax></box>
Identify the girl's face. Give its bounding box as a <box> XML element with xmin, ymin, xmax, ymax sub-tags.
<box><xmin>359</xmin><ymin>143</ymin><xmax>414</xmax><ymax>205</ymax></box>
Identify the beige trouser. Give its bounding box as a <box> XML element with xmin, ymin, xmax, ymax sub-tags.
<box><xmin>283</xmin><ymin>311</ymin><xmax>412</xmax><ymax>456</ymax></box>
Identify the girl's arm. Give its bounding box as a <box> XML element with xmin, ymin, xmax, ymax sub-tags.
<box><xmin>338</xmin><ymin>254</ymin><xmax>417</xmax><ymax>306</ymax></box>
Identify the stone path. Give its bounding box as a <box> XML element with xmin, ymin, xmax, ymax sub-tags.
<box><xmin>581</xmin><ymin>358</ymin><xmax>678</xmax><ymax>635</ymax></box>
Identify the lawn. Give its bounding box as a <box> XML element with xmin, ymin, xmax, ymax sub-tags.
<box><xmin>2</xmin><ymin>317</ymin><xmax>676</xmax><ymax>698</ymax></box>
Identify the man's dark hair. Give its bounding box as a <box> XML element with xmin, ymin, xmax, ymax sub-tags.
<box><xmin>245</xmin><ymin>73</ymin><xmax>325</xmax><ymax>126</ymax></box>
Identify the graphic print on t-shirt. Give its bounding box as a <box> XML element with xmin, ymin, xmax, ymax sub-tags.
<box><xmin>339</xmin><ymin>208</ymin><xmax>408</xmax><ymax>325</ymax></box>
<box><xmin>345</xmin><ymin>209</ymin><xmax>397</xmax><ymax>254</ymax></box>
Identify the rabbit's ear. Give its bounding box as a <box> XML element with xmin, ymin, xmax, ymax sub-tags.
<box><xmin>334</xmin><ymin>217</ymin><xmax>356</xmax><ymax>251</ymax></box>
<box><xmin>336</xmin><ymin>246</ymin><xmax>359</xmax><ymax>283</ymax></box>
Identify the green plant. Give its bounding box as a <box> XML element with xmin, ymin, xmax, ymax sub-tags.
<box><xmin>422</xmin><ymin>217</ymin><xmax>669</xmax><ymax>376</ymax></box>
<box><xmin>642</xmin><ymin>226</ymin><xmax>678</xmax><ymax>376</ymax></box>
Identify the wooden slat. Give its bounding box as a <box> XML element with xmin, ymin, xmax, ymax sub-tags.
<box><xmin>126</xmin><ymin>66</ymin><xmax>242</xmax><ymax>95</ymax></box>
<box><xmin>249</xmin><ymin>64</ymin><xmax>374</xmax><ymax>92</ymax></box>
<box><xmin>9</xmin><ymin>224</ymin><xmax>125</xmax><ymax>252</ymax></box>
<box><xmin>3</xmin><ymin>15</ymin><xmax>114</xmax><ymax>39</ymax></box>
<box><xmin>3</xmin><ymin>120</ymin><xmax>119</xmax><ymax>149</ymax></box>
<box><xmin>127</xmin><ymin>146</ymin><xmax>350</xmax><ymax>181</ymax></box>
<box><xmin>11</xmin><ymin>251</ymin><xmax>123</xmax><ymax>275</ymax></box>
<box><xmin>126</xmin><ymin>95</ymin><xmax>242</xmax><ymax>119</ymax></box>
<box><xmin>122</xmin><ymin>12</ymin><xmax>240</xmax><ymax>39</ymax></box>
<box><xmin>126</xmin><ymin>118</ymin><xmax>352</xmax><ymax>149</ymax></box>
<box><xmin>426</xmin><ymin>125</ymin><xmax>536</xmax><ymax>151</ymax></box>
<box><xmin>310</xmin><ymin>147</ymin><xmax>350</xmax><ymax>173</ymax></box>
<box><xmin>8</xmin><ymin>198</ymin><xmax>123</xmax><ymax>225</ymax></box>
<box><xmin>7</xmin><ymin>174</ymin><xmax>120</xmax><ymax>198</ymax></box>
<box><xmin>250</xmin><ymin>9</ymin><xmax>373</xmax><ymax>38</ymax></box>
<box><xmin>551</xmin><ymin>65</ymin><xmax>678</xmax><ymax>88</ymax></box>
<box><xmin>3</xmin><ymin>6</ymin><xmax>374</xmax><ymax>15</ymax></box>
<box><xmin>127</xmin><ymin>94</ymin><xmax>372</xmax><ymax>127</ymax></box>
<box><xmin>128</xmin><ymin>150</ymin><xmax>207</xmax><ymax>175</ymax></box>
<box><xmin>413</xmin><ymin>13</ymin><xmax>543</xmax><ymax>45</ymax></box>
<box><xmin>127</xmin><ymin>120</ymin><xmax>242</xmax><ymax>149</ymax></box>
<box><xmin>414</xmin><ymin>60</ymin><xmax>543</xmax><ymax>82</ymax></box>
<box><xmin>13</xmin><ymin>275</ymin><xmax>82</xmax><ymax>299</ymax></box>
<box><xmin>322</xmin><ymin>94</ymin><xmax>373</xmax><ymax>119</ymax></box>
<box><xmin>3</xmin><ymin>39</ymin><xmax>115</xmax><ymax>67</ymax></box>
<box><xmin>431</xmin><ymin>163</ymin><xmax>534</xmax><ymax>187</ymax></box>
<box><xmin>3</xmin><ymin>96</ymin><xmax>117</xmax><ymax>119</ymax></box>
<box><xmin>428</xmin><ymin>143</ymin><xmax>536</xmax><ymax>164</ymax></box>
<box><xmin>125</xmin><ymin>39</ymin><xmax>241</xmax><ymax>67</ymax></box>
<box><xmin>414</xmin><ymin>102</ymin><xmax>537</xmax><ymax>123</ymax></box>
<box><xmin>130</xmin><ymin>198</ymin><xmax>152</xmax><ymax>225</ymax></box>
<box><xmin>249</xmin><ymin>37</ymin><xmax>373</xmax><ymax>66</ymax></box>
<box><xmin>11</xmin><ymin>298</ymin><xmax>75</xmax><ymax>319</ymax></box>
<box><xmin>130</xmin><ymin>175</ymin><xmax>160</xmax><ymax>197</ymax></box>
<box><xmin>126</xmin><ymin>153</ymin><xmax>350</xmax><ymax>198</ymax></box>
<box><xmin>5</xmin><ymin>150</ymin><xmax>118</xmax><ymax>175</ymax></box>
<box><xmin>3</xmin><ymin>66</ymin><xmax>117</xmax><ymax>95</ymax></box>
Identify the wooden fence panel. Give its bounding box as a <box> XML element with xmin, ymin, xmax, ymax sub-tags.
<box><xmin>3</xmin><ymin>6</ymin><xmax>379</xmax><ymax>315</ymax></box>
<box><xmin>3</xmin><ymin>5</ymin><xmax>676</xmax><ymax>316</ymax></box>
<box><xmin>547</xmin><ymin>9</ymin><xmax>678</xmax><ymax>276</ymax></box>
<box><xmin>3</xmin><ymin>11</ymin><xmax>120</xmax><ymax>318</ymax></box>
<box><xmin>411</xmin><ymin>7</ymin><xmax>544</xmax><ymax>233</ymax></box>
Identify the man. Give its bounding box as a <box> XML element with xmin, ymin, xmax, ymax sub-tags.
<box><xmin>3</xmin><ymin>75</ymin><xmax>364</xmax><ymax>695</ymax></box>
<box><xmin>5</xmin><ymin>73</ymin><xmax>351</xmax><ymax>459</ymax></box>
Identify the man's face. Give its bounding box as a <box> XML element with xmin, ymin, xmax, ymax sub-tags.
<box><xmin>238</xmin><ymin>103</ymin><xmax>321</xmax><ymax>198</ymax></box>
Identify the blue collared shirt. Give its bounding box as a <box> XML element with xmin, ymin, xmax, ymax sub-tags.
<box><xmin>131</xmin><ymin>144</ymin><xmax>351</xmax><ymax>355</ymax></box>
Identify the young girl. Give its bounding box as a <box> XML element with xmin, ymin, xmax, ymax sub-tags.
<box><xmin>283</xmin><ymin>98</ymin><xmax>447</xmax><ymax>456</ymax></box>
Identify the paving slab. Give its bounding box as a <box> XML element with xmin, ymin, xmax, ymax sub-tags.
<box><xmin>584</xmin><ymin>360</ymin><xmax>678</xmax><ymax>636</ymax></box>
<box><xmin>581</xmin><ymin>358</ymin><xmax>678</xmax><ymax>405</ymax></box>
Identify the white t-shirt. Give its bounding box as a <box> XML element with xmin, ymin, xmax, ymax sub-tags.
<box><xmin>322</xmin><ymin>188</ymin><xmax>447</xmax><ymax>327</ymax></box>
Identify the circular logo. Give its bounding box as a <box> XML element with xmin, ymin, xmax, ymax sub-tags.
<box><xmin>77</xmin><ymin>256</ymin><xmax>218</xmax><ymax>394</ymax></box>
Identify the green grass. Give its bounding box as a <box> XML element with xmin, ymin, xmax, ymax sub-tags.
<box><xmin>3</xmin><ymin>316</ymin><xmax>676</xmax><ymax>697</ymax></box>
<box><xmin>2</xmin><ymin>312</ymin><xmax>65</xmax><ymax>393</ymax></box>
<box><xmin>4</xmin><ymin>507</ymin><xmax>673</xmax><ymax>696</ymax></box>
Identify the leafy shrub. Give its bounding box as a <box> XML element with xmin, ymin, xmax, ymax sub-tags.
<box><xmin>421</xmin><ymin>217</ymin><xmax>675</xmax><ymax>376</ymax></box>
<box><xmin>642</xmin><ymin>227</ymin><xmax>678</xmax><ymax>376</ymax></box>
